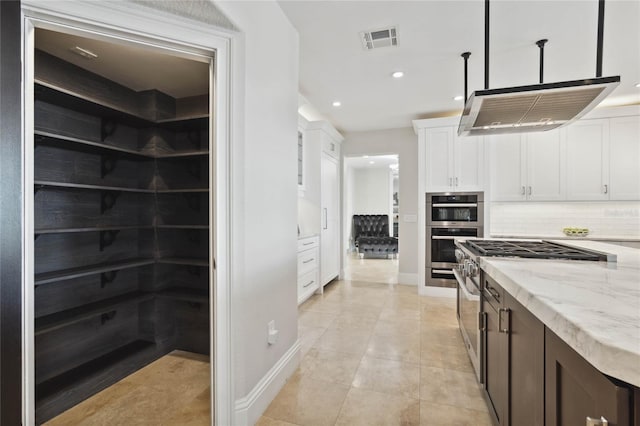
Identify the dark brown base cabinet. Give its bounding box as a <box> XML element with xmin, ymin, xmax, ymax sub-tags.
<box><xmin>545</xmin><ymin>329</ymin><xmax>631</xmax><ymax>426</ymax></box>
<box><xmin>482</xmin><ymin>274</ymin><xmax>544</xmax><ymax>426</ymax></box>
<box><xmin>33</xmin><ymin>48</ymin><xmax>211</xmax><ymax>424</ymax></box>
<box><xmin>483</xmin><ymin>273</ymin><xmax>639</xmax><ymax>426</ymax></box>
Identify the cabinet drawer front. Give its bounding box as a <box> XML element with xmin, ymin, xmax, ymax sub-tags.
<box><xmin>298</xmin><ymin>247</ymin><xmax>319</xmax><ymax>275</ymax></box>
<box><xmin>298</xmin><ymin>269</ymin><xmax>319</xmax><ymax>294</ymax></box>
<box><xmin>297</xmin><ymin>236</ymin><xmax>319</xmax><ymax>251</ymax></box>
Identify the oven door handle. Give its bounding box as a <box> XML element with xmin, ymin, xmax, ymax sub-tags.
<box><xmin>431</xmin><ymin>236</ymin><xmax>459</xmax><ymax>240</ymax></box>
<box><xmin>454</xmin><ymin>269</ymin><xmax>480</xmax><ymax>300</ymax></box>
<box><xmin>432</xmin><ymin>203</ymin><xmax>478</xmax><ymax>208</ymax></box>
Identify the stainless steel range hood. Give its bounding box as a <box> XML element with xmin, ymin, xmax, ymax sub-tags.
<box><xmin>457</xmin><ymin>76</ymin><xmax>620</xmax><ymax>136</ymax></box>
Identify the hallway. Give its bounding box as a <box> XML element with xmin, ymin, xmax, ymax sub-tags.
<box><xmin>258</xmin><ymin>264</ymin><xmax>491</xmax><ymax>425</ymax></box>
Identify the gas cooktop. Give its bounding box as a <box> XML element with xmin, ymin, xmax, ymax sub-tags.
<box><xmin>464</xmin><ymin>240</ymin><xmax>610</xmax><ymax>261</ymax></box>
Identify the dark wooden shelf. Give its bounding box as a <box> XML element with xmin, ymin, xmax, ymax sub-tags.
<box><xmin>34</xmin><ymin>180</ymin><xmax>155</xmax><ymax>194</ymax></box>
<box><xmin>33</xmin><ymin>180</ymin><xmax>152</xmax><ymax>193</ymax></box>
<box><xmin>35</xmin><ymin>130</ymin><xmax>209</xmax><ymax>159</ymax></box>
<box><xmin>35</xmin><ymin>80</ymin><xmax>152</xmax><ymax>126</ymax></box>
<box><xmin>157</xmin><ymin>287</ymin><xmax>209</xmax><ymax>304</ymax></box>
<box><xmin>35</xmin><ymin>225</ymin><xmax>154</xmax><ymax>235</ymax></box>
<box><xmin>156</xmin><ymin>225</ymin><xmax>209</xmax><ymax>230</ymax></box>
<box><xmin>155</xmin><ymin>188</ymin><xmax>209</xmax><ymax>194</ymax></box>
<box><xmin>35</xmin><ymin>130</ymin><xmax>151</xmax><ymax>159</ymax></box>
<box><xmin>36</xmin><ymin>80</ymin><xmax>209</xmax><ymax>128</ymax></box>
<box><xmin>35</xmin><ymin>258</ymin><xmax>155</xmax><ymax>285</ymax></box>
<box><xmin>35</xmin><ymin>340</ymin><xmax>159</xmax><ymax>423</ymax></box>
<box><xmin>154</xmin><ymin>150</ymin><xmax>209</xmax><ymax>159</ymax></box>
<box><xmin>35</xmin><ymin>292</ymin><xmax>154</xmax><ymax>335</ymax></box>
<box><xmin>157</xmin><ymin>257</ymin><xmax>209</xmax><ymax>267</ymax></box>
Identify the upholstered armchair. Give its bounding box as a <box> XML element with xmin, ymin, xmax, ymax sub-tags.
<box><xmin>352</xmin><ymin>215</ymin><xmax>398</xmax><ymax>259</ymax></box>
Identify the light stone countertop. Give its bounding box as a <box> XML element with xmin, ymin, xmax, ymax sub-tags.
<box><xmin>479</xmin><ymin>240</ymin><xmax>640</xmax><ymax>387</ymax></box>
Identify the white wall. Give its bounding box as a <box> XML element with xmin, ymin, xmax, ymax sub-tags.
<box><xmin>342</xmin><ymin>127</ymin><xmax>419</xmax><ymax>282</ymax></box>
<box><xmin>214</xmin><ymin>0</ymin><xmax>300</xmax><ymax>421</ymax></box>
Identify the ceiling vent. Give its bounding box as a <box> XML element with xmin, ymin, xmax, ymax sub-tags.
<box><xmin>360</xmin><ymin>26</ymin><xmax>398</xmax><ymax>50</ymax></box>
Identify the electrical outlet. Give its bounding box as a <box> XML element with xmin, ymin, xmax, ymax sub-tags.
<box><xmin>268</xmin><ymin>320</ymin><xmax>279</xmax><ymax>345</ymax></box>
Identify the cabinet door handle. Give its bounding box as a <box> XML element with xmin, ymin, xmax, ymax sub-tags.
<box><xmin>302</xmin><ymin>258</ymin><xmax>315</xmax><ymax>264</ymax></box>
<box><xmin>449</xmin><ymin>177</ymin><xmax>453</xmax><ymax>187</ymax></box>
<box><xmin>478</xmin><ymin>311</ymin><xmax>487</xmax><ymax>332</ymax></box>
<box><xmin>527</xmin><ymin>186</ymin><xmax>532</xmax><ymax>196</ymax></box>
<box><xmin>586</xmin><ymin>416</ymin><xmax>609</xmax><ymax>426</ymax></box>
<box><xmin>303</xmin><ymin>280</ymin><xmax>315</xmax><ymax>288</ymax></box>
<box><xmin>521</xmin><ymin>186</ymin><xmax>526</xmax><ymax>195</ymax></box>
<box><xmin>455</xmin><ymin>177</ymin><xmax>459</xmax><ymax>187</ymax></box>
<box><xmin>302</xmin><ymin>241</ymin><xmax>314</xmax><ymax>246</ymax></box>
<box><xmin>603</xmin><ymin>184</ymin><xmax>608</xmax><ymax>194</ymax></box>
<box><xmin>498</xmin><ymin>308</ymin><xmax>510</xmax><ymax>333</ymax></box>
<box><xmin>323</xmin><ymin>208</ymin><xmax>328</xmax><ymax>230</ymax></box>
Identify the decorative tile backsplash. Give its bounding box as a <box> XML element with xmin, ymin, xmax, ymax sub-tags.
<box><xmin>490</xmin><ymin>202</ymin><xmax>640</xmax><ymax>239</ymax></box>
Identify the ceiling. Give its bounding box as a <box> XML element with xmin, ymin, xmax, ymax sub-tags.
<box><xmin>35</xmin><ymin>28</ymin><xmax>210</xmax><ymax>99</ymax></box>
<box><xmin>280</xmin><ymin>0</ymin><xmax>640</xmax><ymax>133</ymax></box>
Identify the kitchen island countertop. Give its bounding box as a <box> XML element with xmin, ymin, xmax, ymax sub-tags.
<box><xmin>479</xmin><ymin>240</ymin><xmax>640</xmax><ymax>387</ymax></box>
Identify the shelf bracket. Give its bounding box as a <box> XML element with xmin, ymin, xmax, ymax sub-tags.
<box><xmin>99</xmin><ymin>230</ymin><xmax>120</xmax><ymax>251</ymax></box>
<box><xmin>100</xmin><ymin>310</ymin><xmax>117</xmax><ymax>325</ymax></box>
<box><xmin>101</xmin><ymin>270</ymin><xmax>119</xmax><ymax>288</ymax></box>
<box><xmin>101</xmin><ymin>118</ymin><xmax>118</xmax><ymax>142</ymax></box>
<box><xmin>101</xmin><ymin>154</ymin><xmax>119</xmax><ymax>178</ymax></box>
<box><xmin>183</xmin><ymin>193</ymin><xmax>201</xmax><ymax>211</ymax></box>
<box><xmin>101</xmin><ymin>190</ymin><xmax>122</xmax><ymax>213</ymax></box>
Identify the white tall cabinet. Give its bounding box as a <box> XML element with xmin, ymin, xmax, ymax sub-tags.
<box><xmin>299</xmin><ymin>120</ymin><xmax>343</xmax><ymax>293</ymax></box>
<box><xmin>321</xmin><ymin>153</ymin><xmax>340</xmax><ymax>285</ymax></box>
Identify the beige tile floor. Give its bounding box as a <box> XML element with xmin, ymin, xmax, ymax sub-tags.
<box><xmin>44</xmin><ymin>350</ymin><xmax>211</xmax><ymax>426</ymax></box>
<box><xmin>258</xmin><ymin>256</ymin><xmax>492</xmax><ymax>426</ymax></box>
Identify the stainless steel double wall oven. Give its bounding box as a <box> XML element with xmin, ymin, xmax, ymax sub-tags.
<box><xmin>426</xmin><ymin>192</ymin><xmax>484</xmax><ymax>288</ymax></box>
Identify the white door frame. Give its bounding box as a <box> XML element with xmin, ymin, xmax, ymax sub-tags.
<box><xmin>20</xmin><ymin>2</ymin><xmax>234</xmax><ymax>425</ymax></box>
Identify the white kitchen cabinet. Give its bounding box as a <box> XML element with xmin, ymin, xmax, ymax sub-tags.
<box><xmin>424</xmin><ymin>126</ymin><xmax>484</xmax><ymax>192</ymax></box>
<box><xmin>489</xmin><ymin>130</ymin><xmax>564</xmax><ymax>201</ymax></box>
<box><xmin>321</xmin><ymin>152</ymin><xmax>340</xmax><ymax>285</ymax></box>
<box><xmin>609</xmin><ymin>116</ymin><xmax>640</xmax><ymax>200</ymax></box>
<box><xmin>302</xmin><ymin>120</ymin><xmax>343</xmax><ymax>288</ymax></box>
<box><xmin>489</xmin><ymin>134</ymin><xmax>526</xmax><ymax>201</ymax></box>
<box><xmin>566</xmin><ymin>118</ymin><xmax>610</xmax><ymax>201</ymax></box>
<box><xmin>297</xmin><ymin>236</ymin><xmax>320</xmax><ymax>304</ymax></box>
<box><xmin>526</xmin><ymin>130</ymin><xmax>565</xmax><ymax>201</ymax></box>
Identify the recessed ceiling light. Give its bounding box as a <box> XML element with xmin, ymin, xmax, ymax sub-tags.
<box><xmin>363</xmin><ymin>155</ymin><xmax>369</xmax><ymax>159</ymax></box>
<box><xmin>332</xmin><ymin>101</ymin><xmax>341</xmax><ymax>107</ymax></box>
<box><xmin>369</xmin><ymin>161</ymin><xmax>375</xmax><ymax>165</ymax></box>
<box><xmin>392</xmin><ymin>71</ymin><xmax>404</xmax><ymax>78</ymax></box>
<box><xmin>70</xmin><ymin>46</ymin><xmax>98</xmax><ymax>59</ymax></box>
<box><xmin>635</xmin><ymin>83</ymin><xmax>640</xmax><ymax>88</ymax></box>
<box><xmin>453</xmin><ymin>95</ymin><xmax>464</xmax><ymax>101</ymax></box>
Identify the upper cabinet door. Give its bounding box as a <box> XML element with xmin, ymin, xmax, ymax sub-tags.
<box><xmin>489</xmin><ymin>134</ymin><xmax>526</xmax><ymax>201</ymax></box>
<box><xmin>455</xmin><ymin>134</ymin><xmax>484</xmax><ymax>191</ymax></box>
<box><xmin>525</xmin><ymin>129</ymin><xmax>565</xmax><ymax>201</ymax></box>
<box><xmin>425</xmin><ymin>127</ymin><xmax>454</xmax><ymax>191</ymax></box>
<box><xmin>609</xmin><ymin>116</ymin><xmax>640</xmax><ymax>200</ymax></box>
<box><xmin>566</xmin><ymin>119</ymin><xmax>610</xmax><ymax>200</ymax></box>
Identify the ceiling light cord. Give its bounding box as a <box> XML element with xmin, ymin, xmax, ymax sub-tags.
<box><xmin>484</xmin><ymin>0</ymin><xmax>489</xmax><ymax>90</ymax></box>
<box><xmin>536</xmin><ymin>39</ymin><xmax>548</xmax><ymax>84</ymax></box>
<box><xmin>596</xmin><ymin>0</ymin><xmax>605</xmax><ymax>78</ymax></box>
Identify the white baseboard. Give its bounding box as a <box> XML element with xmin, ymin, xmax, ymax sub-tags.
<box><xmin>419</xmin><ymin>286</ymin><xmax>457</xmax><ymax>298</ymax></box>
<box><xmin>397</xmin><ymin>273</ymin><xmax>418</xmax><ymax>285</ymax></box>
<box><xmin>234</xmin><ymin>339</ymin><xmax>301</xmax><ymax>425</ymax></box>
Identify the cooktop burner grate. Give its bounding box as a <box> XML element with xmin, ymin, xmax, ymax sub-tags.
<box><xmin>465</xmin><ymin>240</ymin><xmax>607</xmax><ymax>261</ymax></box>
